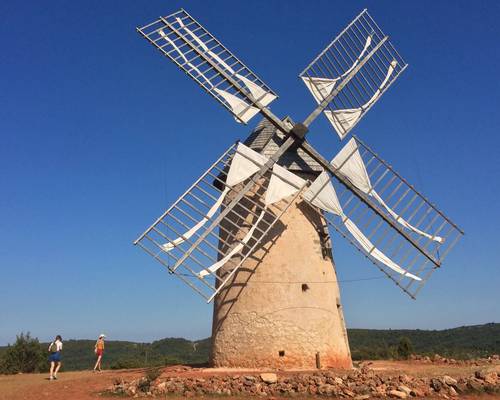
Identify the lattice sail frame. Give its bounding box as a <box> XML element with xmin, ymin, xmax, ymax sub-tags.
<box><xmin>302</xmin><ymin>137</ymin><xmax>463</xmax><ymax>298</ymax></box>
<box><xmin>300</xmin><ymin>9</ymin><xmax>408</xmax><ymax>139</ymax></box>
<box><xmin>135</xmin><ymin>8</ymin><xmax>464</xmax><ymax>301</ymax></box>
<box><xmin>134</xmin><ymin>143</ymin><xmax>307</xmax><ymax>302</ymax></box>
<box><xmin>137</xmin><ymin>9</ymin><xmax>278</xmax><ymax>124</ymax></box>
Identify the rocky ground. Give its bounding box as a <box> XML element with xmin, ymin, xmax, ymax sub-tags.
<box><xmin>409</xmin><ymin>354</ymin><xmax>499</xmax><ymax>366</ymax></box>
<box><xmin>1</xmin><ymin>356</ymin><xmax>498</xmax><ymax>399</ymax></box>
<box><xmin>109</xmin><ymin>355</ymin><xmax>500</xmax><ymax>398</ymax></box>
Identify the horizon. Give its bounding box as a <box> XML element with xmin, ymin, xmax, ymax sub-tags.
<box><xmin>1</xmin><ymin>0</ymin><xmax>499</xmax><ymax>346</ymax></box>
<box><xmin>2</xmin><ymin>322</ymin><xmax>499</xmax><ymax>347</ymax></box>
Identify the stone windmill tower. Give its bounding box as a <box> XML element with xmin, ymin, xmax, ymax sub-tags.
<box><xmin>134</xmin><ymin>9</ymin><xmax>463</xmax><ymax>370</ymax></box>
<box><xmin>211</xmin><ymin>118</ymin><xmax>351</xmax><ymax>369</ymax></box>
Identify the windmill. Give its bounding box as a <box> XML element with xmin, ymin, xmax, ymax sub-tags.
<box><xmin>133</xmin><ymin>9</ymin><xmax>463</xmax><ymax>369</ymax></box>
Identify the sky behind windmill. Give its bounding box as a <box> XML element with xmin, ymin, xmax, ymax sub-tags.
<box><xmin>1</xmin><ymin>0</ymin><xmax>499</xmax><ymax>345</ymax></box>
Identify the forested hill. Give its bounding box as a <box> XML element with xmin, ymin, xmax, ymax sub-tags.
<box><xmin>348</xmin><ymin>323</ymin><xmax>500</xmax><ymax>360</ymax></box>
<box><xmin>1</xmin><ymin>323</ymin><xmax>498</xmax><ymax>371</ymax></box>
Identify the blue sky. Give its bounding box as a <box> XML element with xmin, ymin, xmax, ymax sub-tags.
<box><xmin>1</xmin><ymin>0</ymin><xmax>499</xmax><ymax>345</ymax></box>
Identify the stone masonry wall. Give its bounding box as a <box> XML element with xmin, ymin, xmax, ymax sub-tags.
<box><xmin>210</xmin><ymin>193</ymin><xmax>352</xmax><ymax>369</ymax></box>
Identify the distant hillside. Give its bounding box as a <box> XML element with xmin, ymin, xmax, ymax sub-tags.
<box><xmin>348</xmin><ymin>323</ymin><xmax>500</xmax><ymax>360</ymax></box>
<box><xmin>1</xmin><ymin>323</ymin><xmax>497</xmax><ymax>371</ymax></box>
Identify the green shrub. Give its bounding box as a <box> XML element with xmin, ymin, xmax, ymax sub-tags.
<box><xmin>145</xmin><ymin>366</ymin><xmax>163</xmax><ymax>382</ymax></box>
<box><xmin>109</xmin><ymin>359</ymin><xmax>143</xmax><ymax>370</ymax></box>
<box><xmin>396</xmin><ymin>337</ymin><xmax>414</xmax><ymax>360</ymax></box>
<box><xmin>0</xmin><ymin>333</ymin><xmax>46</xmax><ymax>374</ymax></box>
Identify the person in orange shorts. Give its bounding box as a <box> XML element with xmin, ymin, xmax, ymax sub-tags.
<box><xmin>93</xmin><ymin>334</ymin><xmax>106</xmax><ymax>372</ymax></box>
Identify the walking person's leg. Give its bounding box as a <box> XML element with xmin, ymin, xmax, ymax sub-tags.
<box><xmin>54</xmin><ymin>361</ymin><xmax>62</xmax><ymax>378</ymax></box>
<box><xmin>94</xmin><ymin>355</ymin><xmax>102</xmax><ymax>371</ymax></box>
<box><xmin>49</xmin><ymin>361</ymin><xmax>55</xmax><ymax>379</ymax></box>
<box><xmin>98</xmin><ymin>354</ymin><xmax>102</xmax><ymax>371</ymax></box>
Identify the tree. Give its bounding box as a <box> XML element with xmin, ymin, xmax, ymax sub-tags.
<box><xmin>0</xmin><ymin>333</ymin><xmax>46</xmax><ymax>374</ymax></box>
<box><xmin>396</xmin><ymin>336</ymin><xmax>414</xmax><ymax>360</ymax></box>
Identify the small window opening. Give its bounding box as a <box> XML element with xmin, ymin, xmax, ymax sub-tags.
<box><xmin>279</xmin><ymin>350</ymin><xmax>285</xmax><ymax>357</ymax></box>
<box><xmin>301</xmin><ymin>283</ymin><xmax>309</xmax><ymax>292</ymax></box>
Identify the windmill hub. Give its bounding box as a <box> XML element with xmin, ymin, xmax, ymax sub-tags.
<box><xmin>290</xmin><ymin>122</ymin><xmax>309</xmax><ymax>139</ymax></box>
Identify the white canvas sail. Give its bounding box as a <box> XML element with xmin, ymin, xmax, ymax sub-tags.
<box><xmin>214</xmin><ymin>89</ymin><xmax>261</xmax><ymax>123</ymax></box>
<box><xmin>301</xmin><ymin>76</ymin><xmax>338</xmax><ymax>103</ymax></box>
<box><xmin>327</xmin><ymin>60</ymin><xmax>397</xmax><ymax>139</ymax></box>
<box><xmin>174</xmin><ymin>18</ymin><xmax>276</xmax><ymax>122</ymax></box>
<box><xmin>303</xmin><ymin>172</ymin><xmax>421</xmax><ymax>280</ymax></box>
<box><xmin>176</xmin><ymin>17</ymin><xmax>236</xmax><ymax>74</ymax></box>
<box><xmin>199</xmin><ymin>162</ymin><xmax>306</xmax><ymax>278</ymax></box>
<box><xmin>301</xmin><ymin>36</ymin><xmax>372</xmax><ymax>104</ymax></box>
<box><xmin>332</xmin><ymin>138</ymin><xmax>444</xmax><ymax>243</ymax></box>
<box><xmin>265</xmin><ymin>164</ymin><xmax>306</xmax><ymax>206</ymax></box>
<box><xmin>162</xmin><ymin>143</ymin><xmax>269</xmax><ymax>253</ymax></box>
<box><xmin>342</xmin><ymin>218</ymin><xmax>421</xmax><ymax>280</ymax></box>
<box><xmin>162</xmin><ymin>187</ymin><xmax>230</xmax><ymax>251</ymax></box>
<box><xmin>324</xmin><ymin>108</ymin><xmax>362</xmax><ymax>139</ymax></box>
<box><xmin>226</xmin><ymin>143</ymin><xmax>269</xmax><ymax>186</ymax></box>
<box><xmin>159</xmin><ymin>30</ymin><xmax>213</xmax><ymax>89</ymax></box>
<box><xmin>199</xmin><ymin>210</ymin><xmax>266</xmax><ymax>278</ymax></box>
<box><xmin>236</xmin><ymin>74</ymin><xmax>277</xmax><ymax>107</ymax></box>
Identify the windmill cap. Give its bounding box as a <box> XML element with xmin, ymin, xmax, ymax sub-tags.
<box><xmin>99</xmin><ymin>334</ymin><xmax>106</xmax><ymax>338</ymax></box>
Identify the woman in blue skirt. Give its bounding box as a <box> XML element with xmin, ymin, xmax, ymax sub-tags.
<box><xmin>48</xmin><ymin>335</ymin><xmax>63</xmax><ymax>380</ymax></box>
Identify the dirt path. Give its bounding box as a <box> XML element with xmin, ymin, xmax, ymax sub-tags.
<box><xmin>0</xmin><ymin>362</ymin><xmax>498</xmax><ymax>399</ymax></box>
<box><xmin>0</xmin><ymin>369</ymin><xmax>142</xmax><ymax>400</ymax></box>
<box><xmin>365</xmin><ymin>360</ymin><xmax>500</xmax><ymax>378</ymax></box>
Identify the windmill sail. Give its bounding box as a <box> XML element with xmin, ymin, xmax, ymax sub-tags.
<box><xmin>213</xmin><ymin>89</ymin><xmax>261</xmax><ymax>123</ymax></box>
<box><xmin>161</xmin><ymin>187</ymin><xmax>229</xmax><ymax>251</ymax></box>
<box><xmin>198</xmin><ymin>209</ymin><xmax>266</xmax><ymax>278</ymax></box>
<box><xmin>265</xmin><ymin>164</ymin><xmax>307</xmax><ymax>206</ymax></box>
<box><xmin>324</xmin><ymin>61</ymin><xmax>397</xmax><ymax>138</ymax></box>
<box><xmin>134</xmin><ymin>142</ymin><xmax>307</xmax><ymax>302</ymax></box>
<box><xmin>199</xmin><ymin>163</ymin><xmax>307</xmax><ymax>283</ymax></box>
<box><xmin>332</xmin><ymin>138</ymin><xmax>444</xmax><ymax>243</ymax></box>
<box><xmin>301</xmin><ymin>35</ymin><xmax>372</xmax><ymax>103</ymax></box>
<box><xmin>138</xmin><ymin>10</ymin><xmax>278</xmax><ymax>124</ymax></box>
<box><xmin>296</xmin><ymin>135</ymin><xmax>463</xmax><ymax>298</ymax></box>
<box><xmin>300</xmin><ymin>9</ymin><xmax>407</xmax><ymax>139</ymax></box>
<box><xmin>303</xmin><ymin>172</ymin><xmax>421</xmax><ymax>281</ymax></box>
<box><xmin>161</xmin><ymin>143</ymin><xmax>270</xmax><ymax>252</ymax></box>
